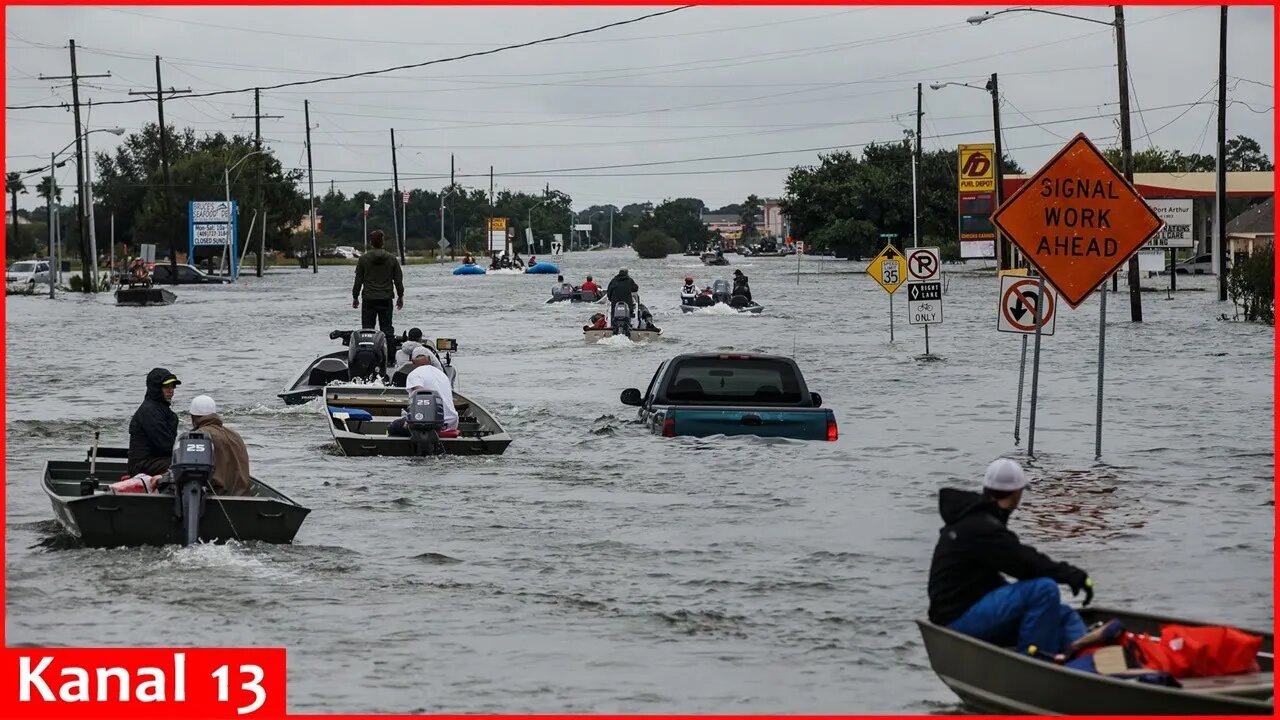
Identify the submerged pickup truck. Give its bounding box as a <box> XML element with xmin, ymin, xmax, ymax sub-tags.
<box><xmin>619</xmin><ymin>353</ymin><xmax>837</xmax><ymax>441</ymax></box>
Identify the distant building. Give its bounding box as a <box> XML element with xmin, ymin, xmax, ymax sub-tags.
<box><xmin>701</xmin><ymin>213</ymin><xmax>742</xmax><ymax>241</ymax></box>
<box><xmin>761</xmin><ymin>198</ymin><xmax>788</xmax><ymax>238</ymax></box>
<box><xmin>1226</xmin><ymin>196</ymin><xmax>1274</xmax><ymax>258</ymax></box>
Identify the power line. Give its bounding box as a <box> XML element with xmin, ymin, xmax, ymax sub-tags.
<box><xmin>5</xmin><ymin>6</ymin><xmax>694</xmax><ymax>110</ymax></box>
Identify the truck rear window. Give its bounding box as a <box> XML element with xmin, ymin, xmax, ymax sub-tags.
<box><xmin>665</xmin><ymin>358</ymin><xmax>803</xmax><ymax>404</ymax></box>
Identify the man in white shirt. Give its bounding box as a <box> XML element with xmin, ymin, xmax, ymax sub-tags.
<box><xmin>402</xmin><ymin>346</ymin><xmax>459</xmax><ymax>430</ymax></box>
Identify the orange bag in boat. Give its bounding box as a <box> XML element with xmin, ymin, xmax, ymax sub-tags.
<box><xmin>1125</xmin><ymin>625</ymin><xmax>1262</xmax><ymax>678</ymax></box>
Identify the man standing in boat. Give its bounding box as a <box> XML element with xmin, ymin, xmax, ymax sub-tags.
<box><xmin>352</xmin><ymin>229</ymin><xmax>405</xmax><ymax>345</ymax></box>
<box><xmin>127</xmin><ymin>368</ymin><xmax>181</xmax><ymax>476</ymax></box>
<box><xmin>606</xmin><ymin>267</ymin><xmax>639</xmax><ymax>319</ymax></box>
<box><xmin>927</xmin><ymin>458</ymin><xmax>1094</xmax><ymax>656</ymax></box>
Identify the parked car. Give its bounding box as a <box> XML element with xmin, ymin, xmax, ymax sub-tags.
<box><xmin>6</xmin><ymin>259</ymin><xmax>57</xmax><ymax>287</ymax></box>
<box><xmin>1169</xmin><ymin>253</ymin><xmax>1228</xmax><ymax>275</ymax></box>
<box><xmin>117</xmin><ymin>262</ymin><xmax>231</xmax><ymax>285</ymax></box>
<box><xmin>332</xmin><ymin>246</ymin><xmax>361</xmax><ymax>259</ymax></box>
<box><xmin>619</xmin><ymin>353</ymin><xmax>837</xmax><ymax>441</ymax></box>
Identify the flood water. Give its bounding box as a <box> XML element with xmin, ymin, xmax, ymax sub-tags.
<box><xmin>5</xmin><ymin>249</ymin><xmax>1273</xmax><ymax>713</ymax></box>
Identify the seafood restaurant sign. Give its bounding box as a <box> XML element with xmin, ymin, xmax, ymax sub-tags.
<box><xmin>991</xmin><ymin>133</ymin><xmax>1162</xmax><ymax>309</ymax></box>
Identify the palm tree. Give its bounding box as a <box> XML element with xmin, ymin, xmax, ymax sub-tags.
<box><xmin>6</xmin><ymin>172</ymin><xmax>27</xmax><ymax>254</ymax></box>
<box><xmin>35</xmin><ymin>175</ymin><xmax>61</xmax><ymax>204</ymax></box>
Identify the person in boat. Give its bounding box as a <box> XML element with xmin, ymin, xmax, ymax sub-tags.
<box><xmin>463</xmin><ymin>253</ymin><xmax>475</xmax><ymax>266</ymax></box>
<box><xmin>732</xmin><ymin>269</ymin><xmax>752</xmax><ymax>303</ymax></box>
<box><xmin>928</xmin><ymin>458</ymin><xmax>1094</xmax><ymax>656</ymax></box>
<box><xmin>389</xmin><ymin>346</ymin><xmax>460</xmax><ymax>436</ymax></box>
<box><xmin>528</xmin><ymin>255</ymin><xmax>537</xmax><ymax>266</ymax></box>
<box><xmin>129</xmin><ymin>257</ymin><xmax>151</xmax><ymax>287</ymax></box>
<box><xmin>680</xmin><ymin>276</ymin><xmax>698</xmax><ymax>305</ymax></box>
<box><xmin>581</xmin><ymin>275</ymin><xmax>600</xmax><ymax>296</ymax></box>
<box><xmin>187</xmin><ymin>395</ymin><xmax>252</xmax><ymax>497</ymax></box>
<box><xmin>127</xmin><ymin>368</ymin><xmax>181</xmax><ymax>476</ymax></box>
<box><xmin>636</xmin><ymin>303</ymin><xmax>660</xmax><ymax>333</ymax></box>
<box><xmin>352</xmin><ymin>229</ymin><xmax>405</xmax><ymax>343</ymax></box>
<box><xmin>394</xmin><ymin>327</ymin><xmax>426</xmax><ymax>367</ymax></box>
<box><xmin>606</xmin><ymin>268</ymin><xmax>639</xmax><ymax>318</ymax></box>
<box><xmin>583</xmin><ymin>312</ymin><xmax>608</xmax><ymax>331</ymax></box>
<box><xmin>511</xmin><ymin>251</ymin><xmax>525</xmax><ymax>269</ymax></box>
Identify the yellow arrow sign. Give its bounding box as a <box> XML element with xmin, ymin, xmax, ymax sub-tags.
<box><xmin>866</xmin><ymin>243</ymin><xmax>906</xmax><ymax>294</ymax></box>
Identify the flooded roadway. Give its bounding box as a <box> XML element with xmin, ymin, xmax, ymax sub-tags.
<box><xmin>5</xmin><ymin>249</ymin><xmax>1272</xmax><ymax>712</ymax></box>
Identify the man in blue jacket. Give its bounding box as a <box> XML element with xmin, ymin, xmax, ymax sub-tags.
<box><xmin>928</xmin><ymin>458</ymin><xmax>1094</xmax><ymax>655</ymax></box>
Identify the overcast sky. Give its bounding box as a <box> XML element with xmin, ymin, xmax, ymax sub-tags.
<box><xmin>6</xmin><ymin>4</ymin><xmax>1274</xmax><ymax>212</ymax></box>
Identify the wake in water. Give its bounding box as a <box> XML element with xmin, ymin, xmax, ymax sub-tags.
<box><xmin>595</xmin><ymin>334</ymin><xmax>651</xmax><ymax>348</ymax></box>
<box><xmin>685</xmin><ymin>303</ymin><xmax>754</xmax><ymax>316</ymax></box>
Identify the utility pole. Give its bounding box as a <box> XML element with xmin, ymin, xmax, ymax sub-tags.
<box><xmin>128</xmin><ymin>57</ymin><xmax>190</xmax><ymax>277</ymax></box>
<box><xmin>490</xmin><ymin>165</ymin><xmax>497</xmax><ymax>255</ymax></box>
<box><xmin>915</xmin><ymin>82</ymin><xmax>923</xmax><ymax>246</ymax></box>
<box><xmin>1216</xmin><ymin>5</ymin><xmax>1229</xmax><ymax>302</ymax></box>
<box><xmin>305</xmin><ymin>99</ymin><xmax>318</xmax><ymax>274</ymax></box>
<box><xmin>1115</xmin><ymin>6</ymin><xmax>1143</xmax><ymax>321</ymax></box>
<box><xmin>39</xmin><ymin>40</ymin><xmax>110</xmax><ymax>292</ymax></box>
<box><xmin>232</xmin><ymin>87</ymin><xmax>282</xmax><ymax>277</ymax></box>
<box><xmin>390</xmin><ymin>128</ymin><xmax>402</xmax><ymax>263</ymax></box>
<box><xmin>988</xmin><ymin>72</ymin><xmax>1008</xmax><ymax>270</ymax></box>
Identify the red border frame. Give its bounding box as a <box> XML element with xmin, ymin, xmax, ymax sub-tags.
<box><xmin>2</xmin><ymin>2</ymin><xmax>1276</xmax><ymax>719</ymax></box>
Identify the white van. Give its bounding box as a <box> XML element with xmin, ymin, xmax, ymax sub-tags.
<box><xmin>6</xmin><ymin>259</ymin><xmax>56</xmax><ymax>287</ymax></box>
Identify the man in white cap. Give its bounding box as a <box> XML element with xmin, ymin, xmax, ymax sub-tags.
<box><xmin>188</xmin><ymin>395</ymin><xmax>253</xmax><ymax>497</ymax></box>
<box><xmin>389</xmin><ymin>346</ymin><xmax>459</xmax><ymax>435</ymax></box>
<box><xmin>927</xmin><ymin>458</ymin><xmax>1093</xmax><ymax>656</ymax></box>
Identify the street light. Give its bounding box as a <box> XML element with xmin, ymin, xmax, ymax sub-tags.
<box><xmin>930</xmin><ymin>76</ymin><xmax>1009</xmax><ymax>270</ymax></box>
<box><xmin>34</xmin><ymin>127</ymin><xmax>124</xmax><ymax>298</ymax></box>
<box><xmin>441</xmin><ymin>184</ymin><xmax>459</xmax><ymax>259</ymax></box>
<box><xmin>966</xmin><ymin>5</ymin><xmax>1142</xmax><ymax>322</ymax></box>
<box><xmin>224</xmin><ymin>149</ymin><xmax>272</xmax><ymax>281</ymax></box>
<box><xmin>528</xmin><ymin>194</ymin><xmax>552</xmax><ymax>255</ymax></box>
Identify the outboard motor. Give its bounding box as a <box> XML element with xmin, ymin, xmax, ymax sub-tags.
<box><xmin>712</xmin><ymin>279</ymin><xmax>733</xmax><ymax>305</ymax></box>
<box><xmin>406</xmin><ymin>389</ymin><xmax>446</xmax><ymax>456</ymax></box>
<box><xmin>169</xmin><ymin>431</ymin><xmax>215</xmax><ymax>546</ymax></box>
<box><xmin>346</xmin><ymin>329</ymin><xmax>387</xmax><ymax>381</ymax></box>
<box><xmin>611</xmin><ymin>301</ymin><xmax>633</xmax><ymax>336</ymax></box>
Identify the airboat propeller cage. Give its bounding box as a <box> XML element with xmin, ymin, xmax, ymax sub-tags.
<box><xmin>171</xmin><ymin>431</ymin><xmax>215</xmax><ymax>485</ymax></box>
<box><xmin>407</xmin><ymin>390</ymin><xmax>445</xmax><ymax>432</ymax></box>
<box><xmin>347</xmin><ymin>328</ymin><xmax>387</xmax><ymax>379</ymax></box>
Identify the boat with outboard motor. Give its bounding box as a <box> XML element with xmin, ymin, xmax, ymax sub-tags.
<box><xmin>584</xmin><ymin>297</ymin><xmax>663</xmax><ymax>342</ymax></box>
<box><xmin>278</xmin><ymin>329</ymin><xmax>457</xmax><ymax>405</ymax></box>
<box><xmin>917</xmin><ymin>606</ymin><xmax>1273</xmax><ymax>715</ymax></box>
<box><xmin>701</xmin><ymin>251</ymin><xmax>730</xmax><ymax>266</ymax></box>
<box><xmin>41</xmin><ymin>436</ymin><xmax>310</xmax><ymax>548</ymax></box>
<box><xmin>324</xmin><ymin>386</ymin><xmax>512</xmax><ymax>456</ymax></box>
<box><xmin>680</xmin><ymin>278</ymin><xmax>763</xmax><ymax>313</ymax></box>
<box><xmin>548</xmin><ymin>283</ymin><xmax>604</xmax><ymax>303</ymax></box>
<box><xmin>115</xmin><ymin>279</ymin><xmax>176</xmax><ymax>306</ymax></box>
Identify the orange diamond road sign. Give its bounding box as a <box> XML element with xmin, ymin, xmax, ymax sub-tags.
<box><xmin>990</xmin><ymin>133</ymin><xmax>1162</xmax><ymax>309</ymax></box>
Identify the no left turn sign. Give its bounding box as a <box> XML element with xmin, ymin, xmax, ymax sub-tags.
<box><xmin>907</xmin><ymin>246</ymin><xmax>940</xmax><ymax>282</ymax></box>
<box><xmin>997</xmin><ymin>275</ymin><xmax>1057</xmax><ymax>336</ymax></box>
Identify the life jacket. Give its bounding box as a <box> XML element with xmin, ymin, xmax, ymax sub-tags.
<box><xmin>1124</xmin><ymin>625</ymin><xmax>1263</xmax><ymax>678</ymax></box>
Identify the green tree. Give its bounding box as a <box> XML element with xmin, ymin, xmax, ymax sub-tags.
<box><xmin>639</xmin><ymin>198</ymin><xmax>710</xmax><ymax>251</ymax></box>
<box><xmin>739</xmin><ymin>194</ymin><xmax>762</xmax><ymax>243</ymax></box>
<box><xmin>94</xmin><ymin>124</ymin><xmax>306</xmax><ymax>258</ymax></box>
<box><xmin>6</xmin><ymin>172</ymin><xmax>27</xmax><ymax>258</ymax></box>
<box><xmin>633</xmin><ymin>229</ymin><xmax>681</xmax><ymax>259</ymax></box>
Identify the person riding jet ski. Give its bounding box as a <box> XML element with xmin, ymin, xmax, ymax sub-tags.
<box><xmin>680</xmin><ymin>276</ymin><xmax>698</xmax><ymax>305</ymax></box>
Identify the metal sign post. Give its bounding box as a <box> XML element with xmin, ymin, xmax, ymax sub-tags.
<box><xmin>866</xmin><ymin>241</ymin><xmax>905</xmax><ymax>342</ymax></box>
<box><xmin>991</xmin><ymin>133</ymin><xmax>1161</xmax><ymax>458</ymax></box>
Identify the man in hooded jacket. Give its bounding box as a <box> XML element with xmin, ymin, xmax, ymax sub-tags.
<box><xmin>928</xmin><ymin>458</ymin><xmax>1094</xmax><ymax>655</ymax></box>
<box><xmin>352</xmin><ymin>229</ymin><xmax>405</xmax><ymax>342</ymax></box>
<box><xmin>128</xmin><ymin>368</ymin><xmax>181</xmax><ymax>476</ymax></box>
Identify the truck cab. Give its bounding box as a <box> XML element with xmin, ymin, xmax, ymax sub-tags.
<box><xmin>620</xmin><ymin>353</ymin><xmax>837</xmax><ymax>441</ymax></box>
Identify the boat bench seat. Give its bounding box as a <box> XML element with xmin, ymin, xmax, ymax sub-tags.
<box><xmin>1178</xmin><ymin>672</ymin><xmax>1273</xmax><ymax>696</ymax></box>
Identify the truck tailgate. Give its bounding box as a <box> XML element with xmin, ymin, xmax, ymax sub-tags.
<box><xmin>665</xmin><ymin>407</ymin><xmax>834</xmax><ymax>441</ymax></box>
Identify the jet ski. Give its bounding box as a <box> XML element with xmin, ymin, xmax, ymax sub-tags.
<box><xmin>279</xmin><ymin>329</ymin><xmax>457</xmax><ymax>405</ymax></box>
